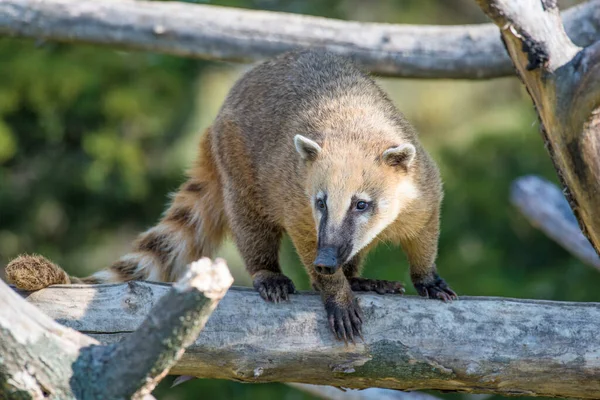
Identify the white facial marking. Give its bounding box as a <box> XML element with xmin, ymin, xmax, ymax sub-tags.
<box><xmin>348</xmin><ymin>179</ymin><xmax>420</xmax><ymax>259</ymax></box>
<box><xmin>355</xmin><ymin>192</ymin><xmax>372</xmax><ymax>202</ymax></box>
<box><xmin>326</xmin><ymin>195</ymin><xmax>352</xmax><ymax>237</ymax></box>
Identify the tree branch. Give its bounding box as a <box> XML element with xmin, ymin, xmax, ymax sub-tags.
<box><xmin>18</xmin><ymin>283</ymin><xmax>600</xmax><ymax>399</ymax></box>
<box><xmin>476</xmin><ymin>0</ymin><xmax>600</xmax><ymax>255</ymax></box>
<box><xmin>0</xmin><ymin>0</ymin><xmax>599</xmax><ymax>79</ymax></box>
<box><xmin>1</xmin><ymin>257</ymin><xmax>232</xmax><ymax>399</ymax></box>
<box><xmin>510</xmin><ymin>175</ymin><xmax>600</xmax><ymax>270</ymax></box>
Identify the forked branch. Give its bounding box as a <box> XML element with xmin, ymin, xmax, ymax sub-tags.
<box><xmin>510</xmin><ymin>175</ymin><xmax>600</xmax><ymax>270</ymax></box>
<box><xmin>476</xmin><ymin>0</ymin><xmax>600</xmax><ymax>255</ymax></box>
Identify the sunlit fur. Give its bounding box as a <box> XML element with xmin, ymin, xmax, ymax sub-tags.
<box><xmin>7</xmin><ymin>50</ymin><xmax>445</xmax><ymax>320</ymax></box>
<box><xmin>303</xmin><ymin>136</ymin><xmax>422</xmax><ymax>264</ymax></box>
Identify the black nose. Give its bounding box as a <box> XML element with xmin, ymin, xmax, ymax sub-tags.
<box><xmin>314</xmin><ymin>247</ymin><xmax>339</xmax><ymax>275</ymax></box>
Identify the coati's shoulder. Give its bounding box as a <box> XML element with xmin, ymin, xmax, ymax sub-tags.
<box><xmin>218</xmin><ymin>50</ymin><xmax>417</xmax><ymax>147</ymax></box>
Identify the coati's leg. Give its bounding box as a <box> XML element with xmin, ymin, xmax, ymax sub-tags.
<box><xmin>311</xmin><ymin>268</ymin><xmax>363</xmax><ymax>343</ymax></box>
<box><xmin>400</xmin><ymin>213</ymin><xmax>457</xmax><ymax>301</ymax></box>
<box><xmin>343</xmin><ymin>253</ymin><xmax>405</xmax><ymax>295</ymax></box>
<box><xmin>308</xmin><ymin>255</ymin><xmax>363</xmax><ymax>292</ymax></box>
<box><xmin>289</xmin><ymin>232</ymin><xmax>362</xmax><ymax>343</ymax></box>
<box><xmin>226</xmin><ymin>198</ymin><xmax>295</xmax><ymax>303</ymax></box>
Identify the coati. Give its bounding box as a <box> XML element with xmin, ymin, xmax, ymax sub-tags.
<box><xmin>7</xmin><ymin>50</ymin><xmax>456</xmax><ymax>342</ymax></box>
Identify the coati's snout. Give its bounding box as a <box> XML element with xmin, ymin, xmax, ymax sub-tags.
<box><xmin>313</xmin><ymin>245</ymin><xmax>352</xmax><ymax>275</ymax></box>
<box><xmin>313</xmin><ymin>246</ymin><xmax>338</xmax><ymax>274</ymax></box>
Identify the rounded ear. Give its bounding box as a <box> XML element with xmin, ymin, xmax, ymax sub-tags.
<box><xmin>294</xmin><ymin>135</ymin><xmax>322</xmax><ymax>161</ymax></box>
<box><xmin>382</xmin><ymin>144</ymin><xmax>416</xmax><ymax>170</ymax></box>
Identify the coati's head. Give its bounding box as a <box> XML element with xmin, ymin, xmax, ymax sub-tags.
<box><xmin>294</xmin><ymin>134</ymin><xmax>420</xmax><ymax>275</ymax></box>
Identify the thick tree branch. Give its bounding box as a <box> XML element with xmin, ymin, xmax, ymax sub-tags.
<box><xmin>1</xmin><ymin>257</ymin><xmax>232</xmax><ymax>399</ymax></box>
<box><xmin>0</xmin><ymin>0</ymin><xmax>599</xmax><ymax>79</ymax></box>
<box><xmin>19</xmin><ymin>283</ymin><xmax>600</xmax><ymax>399</ymax></box>
<box><xmin>476</xmin><ymin>0</ymin><xmax>600</xmax><ymax>255</ymax></box>
<box><xmin>510</xmin><ymin>175</ymin><xmax>600</xmax><ymax>270</ymax></box>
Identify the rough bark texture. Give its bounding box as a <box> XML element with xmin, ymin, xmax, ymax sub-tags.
<box><xmin>19</xmin><ymin>283</ymin><xmax>600</xmax><ymax>399</ymax></box>
<box><xmin>475</xmin><ymin>0</ymin><xmax>600</xmax><ymax>256</ymax></box>
<box><xmin>0</xmin><ymin>276</ymin><xmax>97</xmax><ymax>399</ymax></box>
<box><xmin>1</xmin><ymin>257</ymin><xmax>232</xmax><ymax>399</ymax></box>
<box><xmin>510</xmin><ymin>175</ymin><xmax>600</xmax><ymax>270</ymax></box>
<box><xmin>0</xmin><ymin>0</ymin><xmax>599</xmax><ymax>79</ymax></box>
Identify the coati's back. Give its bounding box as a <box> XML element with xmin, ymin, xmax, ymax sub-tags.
<box><xmin>211</xmin><ymin>50</ymin><xmax>432</xmax><ymax>221</ymax></box>
<box><xmin>216</xmin><ymin>50</ymin><xmax>414</xmax><ymax>153</ymax></box>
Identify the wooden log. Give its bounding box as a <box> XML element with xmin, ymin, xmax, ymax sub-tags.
<box><xmin>19</xmin><ymin>282</ymin><xmax>600</xmax><ymax>398</ymax></box>
<box><xmin>0</xmin><ymin>0</ymin><xmax>599</xmax><ymax>79</ymax></box>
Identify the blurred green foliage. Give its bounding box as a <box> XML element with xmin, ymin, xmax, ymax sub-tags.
<box><xmin>1</xmin><ymin>1</ymin><xmax>598</xmax><ymax>399</ymax></box>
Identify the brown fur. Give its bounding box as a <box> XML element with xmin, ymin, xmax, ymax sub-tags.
<box><xmin>6</xmin><ymin>254</ymin><xmax>100</xmax><ymax>290</ymax></box>
<box><xmin>6</xmin><ymin>50</ymin><xmax>455</xmax><ymax>341</ymax></box>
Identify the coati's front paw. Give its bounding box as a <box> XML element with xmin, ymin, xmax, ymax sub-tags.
<box><xmin>348</xmin><ymin>277</ymin><xmax>405</xmax><ymax>295</ymax></box>
<box><xmin>413</xmin><ymin>274</ymin><xmax>457</xmax><ymax>302</ymax></box>
<box><xmin>324</xmin><ymin>295</ymin><xmax>364</xmax><ymax>344</ymax></box>
<box><xmin>252</xmin><ymin>271</ymin><xmax>296</xmax><ymax>303</ymax></box>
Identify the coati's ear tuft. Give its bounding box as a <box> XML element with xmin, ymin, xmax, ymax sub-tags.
<box><xmin>294</xmin><ymin>135</ymin><xmax>322</xmax><ymax>161</ymax></box>
<box><xmin>382</xmin><ymin>144</ymin><xmax>416</xmax><ymax>170</ymax></box>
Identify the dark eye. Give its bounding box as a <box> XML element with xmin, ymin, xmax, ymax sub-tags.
<box><xmin>356</xmin><ymin>201</ymin><xmax>369</xmax><ymax>211</ymax></box>
<box><xmin>316</xmin><ymin>199</ymin><xmax>326</xmax><ymax>210</ymax></box>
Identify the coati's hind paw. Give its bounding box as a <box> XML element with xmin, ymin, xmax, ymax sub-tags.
<box><xmin>252</xmin><ymin>271</ymin><xmax>296</xmax><ymax>303</ymax></box>
<box><xmin>324</xmin><ymin>296</ymin><xmax>364</xmax><ymax>344</ymax></box>
<box><xmin>414</xmin><ymin>275</ymin><xmax>457</xmax><ymax>302</ymax></box>
<box><xmin>348</xmin><ymin>277</ymin><xmax>405</xmax><ymax>295</ymax></box>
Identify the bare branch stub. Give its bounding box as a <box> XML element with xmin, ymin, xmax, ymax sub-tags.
<box><xmin>1</xmin><ymin>257</ymin><xmax>232</xmax><ymax>400</ymax></box>
<box><xmin>476</xmin><ymin>0</ymin><xmax>600</xmax><ymax>255</ymax></box>
<box><xmin>510</xmin><ymin>175</ymin><xmax>600</xmax><ymax>270</ymax></box>
<box><xmin>0</xmin><ymin>276</ymin><xmax>98</xmax><ymax>399</ymax></box>
<box><xmin>72</xmin><ymin>257</ymin><xmax>233</xmax><ymax>399</ymax></box>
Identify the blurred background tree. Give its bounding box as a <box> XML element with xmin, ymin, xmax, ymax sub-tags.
<box><xmin>0</xmin><ymin>0</ymin><xmax>596</xmax><ymax>399</ymax></box>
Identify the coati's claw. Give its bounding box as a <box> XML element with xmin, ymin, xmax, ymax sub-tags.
<box><xmin>414</xmin><ymin>275</ymin><xmax>457</xmax><ymax>302</ymax></box>
<box><xmin>325</xmin><ymin>296</ymin><xmax>364</xmax><ymax>344</ymax></box>
<box><xmin>348</xmin><ymin>277</ymin><xmax>405</xmax><ymax>295</ymax></box>
<box><xmin>253</xmin><ymin>272</ymin><xmax>296</xmax><ymax>303</ymax></box>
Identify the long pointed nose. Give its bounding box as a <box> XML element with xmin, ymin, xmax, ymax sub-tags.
<box><xmin>313</xmin><ymin>246</ymin><xmax>339</xmax><ymax>275</ymax></box>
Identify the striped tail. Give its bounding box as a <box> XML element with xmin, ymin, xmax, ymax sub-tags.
<box><xmin>6</xmin><ymin>130</ymin><xmax>228</xmax><ymax>290</ymax></box>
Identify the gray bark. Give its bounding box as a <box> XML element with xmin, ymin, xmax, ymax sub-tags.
<box><xmin>18</xmin><ymin>282</ymin><xmax>600</xmax><ymax>399</ymax></box>
<box><xmin>0</xmin><ymin>0</ymin><xmax>599</xmax><ymax>79</ymax></box>
<box><xmin>475</xmin><ymin>0</ymin><xmax>600</xmax><ymax>256</ymax></box>
<box><xmin>511</xmin><ymin>175</ymin><xmax>600</xmax><ymax>270</ymax></box>
<box><xmin>0</xmin><ymin>275</ymin><xmax>97</xmax><ymax>399</ymax></box>
<box><xmin>1</xmin><ymin>257</ymin><xmax>232</xmax><ymax>399</ymax></box>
